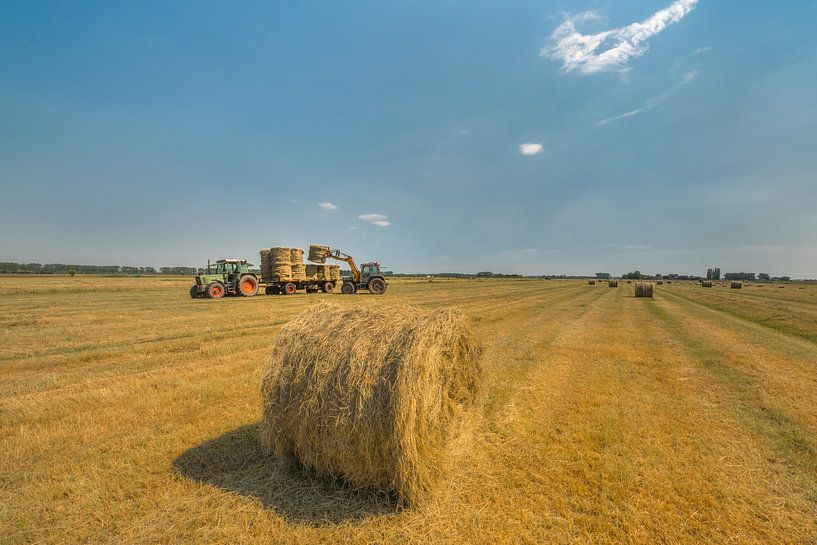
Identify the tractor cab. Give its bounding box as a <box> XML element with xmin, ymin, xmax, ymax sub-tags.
<box><xmin>360</xmin><ymin>262</ymin><xmax>381</xmax><ymax>281</ymax></box>
<box><xmin>191</xmin><ymin>258</ymin><xmax>259</xmax><ymax>299</ymax></box>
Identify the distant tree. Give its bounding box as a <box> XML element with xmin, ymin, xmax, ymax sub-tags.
<box><xmin>758</xmin><ymin>273</ymin><xmax>770</xmax><ymax>281</ymax></box>
<box><xmin>68</xmin><ymin>269</ymin><xmax>76</xmax><ymax>277</ymax></box>
<box><xmin>476</xmin><ymin>271</ymin><xmax>494</xmax><ymax>277</ymax></box>
<box><xmin>623</xmin><ymin>271</ymin><xmax>643</xmax><ymax>279</ymax></box>
<box><xmin>595</xmin><ymin>272</ymin><xmax>611</xmax><ymax>279</ymax></box>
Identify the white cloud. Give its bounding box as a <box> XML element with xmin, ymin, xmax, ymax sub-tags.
<box><xmin>519</xmin><ymin>143</ymin><xmax>544</xmax><ymax>156</ymax></box>
<box><xmin>596</xmin><ymin>69</ymin><xmax>698</xmax><ymax>126</ymax></box>
<box><xmin>318</xmin><ymin>202</ymin><xmax>338</xmax><ymax>210</ymax></box>
<box><xmin>359</xmin><ymin>213</ymin><xmax>391</xmax><ymax>227</ymax></box>
<box><xmin>544</xmin><ymin>0</ymin><xmax>699</xmax><ymax>75</ymax></box>
<box><xmin>358</xmin><ymin>213</ymin><xmax>387</xmax><ymax>222</ymax></box>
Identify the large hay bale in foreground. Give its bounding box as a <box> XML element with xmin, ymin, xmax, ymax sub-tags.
<box><xmin>634</xmin><ymin>282</ymin><xmax>654</xmax><ymax>298</ymax></box>
<box><xmin>259</xmin><ymin>303</ymin><xmax>483</xmax><ymax>505</ymax></box>
<box><xmin>731</xmin><ymin>281</ymin><xmax>743</xmax><ymax>289</ymax></box>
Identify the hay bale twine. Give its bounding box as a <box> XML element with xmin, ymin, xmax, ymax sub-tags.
<box><xmin>634</xmin><ymin>282</ymin><xmax>655</xmax><ymax>298</ymax></box>
<box><xmin>731</xmin><ymin>281</ymin><xmax>743</xmax><ymax>289</ymax></box>
<box><xmin>259</xmin><ymin>303</ymin><xmax>483</xmax><ymax>505</ymax></box>
<box><xmin>608</xmin><ymin>279</ymin><xmax>619</xmax><ymax>287</ymax></box>
<box><xmin>309</xmin><ymin>244</ymin><xmax>330</xmax><ymax>263</ymax></box>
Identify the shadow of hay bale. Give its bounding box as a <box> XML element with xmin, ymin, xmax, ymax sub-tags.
<box><xmin>172</xmin><ymin>424</ymin><xmax>396</xmax><ymax>525</ymax></box>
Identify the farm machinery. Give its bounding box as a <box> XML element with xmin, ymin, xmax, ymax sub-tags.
<box><xmin>310</xmin><ymin>246</ymin><xmax>388</xmax><ymax>295</ymax></box>
<box><xmin>190</xmin><ymin>259</ymin><xmax>259</xmax><ymax>299</ymax></box>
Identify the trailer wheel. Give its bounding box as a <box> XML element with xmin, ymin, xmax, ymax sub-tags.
<box><xmin>206</xmin><ymin>282</ymin><xmax>225</xmax><ymax>299</ymax></box>
<box><xmin>368</xmin><ymin>278</ymin><xmax>386</xmax><ymax>295</ymax></box>
<box><xmin>265</xmin><ymin>285</ymin><xmax>280</xmax><ymax>295</ymax></box>
<box><xmin>282</xmin><ymin>282</ymin><xmax>297</xmax><ymax>295</ymax></box>
<box><xmin>341</xmin><ymin>282</ymin><xmax>356</xmax><ymax>294</ymax></box>
<box><xmin>190</xmin><ymin>285</ymin><xmax>200</xmax><ymax>299</ymax></box>
<box><xmin>238</xmin><ymin>275</ymin><xmax>259</xmax><ymax>297</ymax></box>
<box><xmin>322</xmin><ymin>282</ymin><xmax>334</xmax><ymax>294</ymax></box>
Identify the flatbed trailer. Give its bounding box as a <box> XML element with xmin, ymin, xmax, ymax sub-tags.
<box><xmin>259</xmin><ymin>278</ymin><xmax>339</xmax><ymax>295</ymax></box>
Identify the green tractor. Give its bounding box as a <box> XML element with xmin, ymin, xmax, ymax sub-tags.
<box><xmin>190</xmin><ymin>259</ymin><xmax>259</xmax><ymax>299</ymax></box>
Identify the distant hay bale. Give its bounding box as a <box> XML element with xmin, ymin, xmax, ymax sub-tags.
<box><xmin>259</xmin><ymin>303</ymin><xmax>483</xmax><ymax>506</ymax></box>
<box><xmin>608</xmin><ymin>279</ymin><xmax>619</xmax><ymax>287</ymax></box>
<box><xmin>701</xmin><ymin>280</ymin><xmax>713</xmax><ymax>287</ymax></box>
<box><xmin>656</xmin><ymin>280</ymin><xmax>664</xmax><ymax>285</ymax></box>
<box><xmin>731</xmin><ymin>281</ymin><xmax>743</xmax><ymax>289</ymax></box>
<box><xmin>634</xmin><ymin>282</ymin><xmax>655</xmax><ymax>298</ymax></box>
<box><xmin>308</xmin><ymin>244</ymin><xmax>330</xmax><ymax>263</ymax></box>
<box><xmin>627</xmin><ymin>280</ymin><xmax>632</xmax><ymax>284</ymax></box>
<box><xmin>588</xmin><ymin>280</ymin><xmax>596</xmax><ymax>285</ymax></box>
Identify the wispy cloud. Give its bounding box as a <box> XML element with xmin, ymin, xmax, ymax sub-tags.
<box><xmin>318</xmin><ymin>202</ymin><xmax>338</xmax><ymax>210</ymax></box>
<box><xmin>596</xmin><ymin>69</ymin><xmax>698</xmax><ymax>126</ymax></box>
<box><xmin>544</xmin><ymin>0</ymin><xmax>699</xmax><ymax>75</ymax></box>
<box><xmin>519</xmin><ymin>143</ymin><xmax>544</xmax><ymax>156</ymax></box>
<box><xmin>359</xmin><ymin>213</ymin><xmax>391</xmax><ymax>227</ymax></box>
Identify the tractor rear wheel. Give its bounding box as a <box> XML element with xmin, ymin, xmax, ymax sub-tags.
<box><xmin>322</xmin><ymin>282</ymin><xmax>334</xmax><ymax>294</ymax></box>
<box><xmin>239</xmin><ymin>275</ymin><xmax>259</xmax><ymax>297</ymax></box>
<box><xmin>190</xmin><ymin>285</ymin><xmax>200</xmax><ymax>299</ymax></box>
<box><xmin>282</xmin><ymin>282</ymin><xmax>297</xmax><ymax>295</ymax></box>
<box><xmin>368</xmin><ymin>278</ymin><xmax>386</xmax><ymax>295</ymax></box>
<box><xmin>206</xmin><ymin>282</ymin><xmax>225</xmax><ymax>299</ymax></box>
<box><xmin>341</xmin><ymin>282</ymin><xmax>356</xmax><ymax>294</ymax></box>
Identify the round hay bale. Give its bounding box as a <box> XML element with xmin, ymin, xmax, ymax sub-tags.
<box><xmin>701</xmin><ymin>280</ymin><xmax>713</xmax><ymax>287</ymax></box>
<box><xmin>259</xmin><ymin>303</ymin><xmax>483</xmax><ymax>506</ymax></box>
<box><xmin>731</xmin><ymin>281</ymin><xmax>743</xmax><ymax>289</ymax></box>
<box><xmin>588</xmin><ymin>280</ymin><xmax>596</xmax><ymax>285</ymax></box>
<box><xmin>290</xmin><ymin>248</ymin><xmax>304</xmax><ymax>264</ymax></box>
<box><xmin>608</xmin><ymin>279</ymin><xmax>619</xmax><ymax>287</ymax></box>
<box><xmin>634</xmin><ymin>282</ymin><xmax>654</xmax><ymax>298</ymax></box>
<box><xmin>308</xmin><ymin>244</ymin><xmax>330</xmax><ymax>263</ymax></box>
<box><xmin>290</xmin><ymin>264</ymin><xmax>306</xmax><ymax>281</ymax></box>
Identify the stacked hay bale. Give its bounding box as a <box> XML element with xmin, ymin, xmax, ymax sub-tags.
<box><xmin>308</xmin><ymin>244</ymin><xmax>330</xmax><ymax>263</ymax></box>
<box><xmin>701</xmin><ymin>280</ymin><xmax>713</xmax><ymax>288</ymax></box>
<box><xmin>634</xmin><ymin>282</ymin><xmax>655</xmax><ymax>298</ymax></box>
<box><xmin>260</xmin><ymin>247</ymin><xmax>307</xmax><ymax>282</ymax></box>
<box><xmin>305</xmin><ymin>264</ymin><xmax>319</xmax><ymax>281</ymax></box>
<box><xmin>329</xmin><ymin>265</ymin><xmax>342</xmax><ymax>285</ymax></box>
<box><xmin>608</xmin><ymin>279</ymin><xmax>619</xmax><ymax>288</ymax></box>
<box><xmin>259</xmin><ymin>303</ymin><xmax>483</xmax><ymax>506</ymax></box>
<box><xmin>731</xmin><ymin>281</ymin><xmax>743</xmax><ymax>289</ymax></box>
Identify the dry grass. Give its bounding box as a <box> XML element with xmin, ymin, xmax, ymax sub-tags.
<box><xmin>2</xmin><ymin>276</ymin><xmax>817</xmax><ymax>544</ymax></box>
<box><xmin>259</xmin><ymin>303</ymin><xmax>482</xmax><ymax>506</ymax></box>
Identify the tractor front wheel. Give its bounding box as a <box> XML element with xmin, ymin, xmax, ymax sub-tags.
<box><xmin>239</xmin><ymin>275</ymin><xmax>259</xmax><ymax>297</ymax></box>
<box><xmin>206</xmin><ymin>282</ymin><xmax>225</xmax><ymax>299</ymax></box>
<box><xmin>282</xmin><ymin>283</ymin><xmax>297</xmax><ymax>295</ymax></box>
<box><xmin>190</xmin><ymin>285</ymin><xmax>200</xmax><ymax>299</ymax></box>
<box><xmin>341</xmin><ymin>282</ymin><xmax>356</xmax><ymax>294</ymax></box>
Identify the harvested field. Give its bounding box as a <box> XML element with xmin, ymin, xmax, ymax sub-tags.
<box><xmin>3</xmin><ymin>276</ymin><xmax>817</xmax><ymax>544</ymax></box>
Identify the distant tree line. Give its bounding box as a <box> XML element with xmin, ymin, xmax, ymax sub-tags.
<box><xmin>0</xmin><ymin>262</ymin><xmax>197</xmax><ymax>275</ymax></box>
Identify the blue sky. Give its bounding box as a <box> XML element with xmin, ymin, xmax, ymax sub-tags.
<box><xmin>1</xmin><ymin>1</ymin><xmax>816</xmax><ymax>276</ymax></box>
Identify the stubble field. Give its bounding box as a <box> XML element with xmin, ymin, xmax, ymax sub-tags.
<box><xmin>2</xmin><ymin>276</ymin><xmax>817</xmax><ymax>544</ymax></box>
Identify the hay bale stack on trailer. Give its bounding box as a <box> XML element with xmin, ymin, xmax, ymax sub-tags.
<box><xmin>260</xmin><ymin>247</ymin><xmax>339</xmax><ymax>295</ymax></box>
